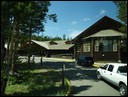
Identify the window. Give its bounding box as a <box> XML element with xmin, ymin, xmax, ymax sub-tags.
<box><xmin>95</xmin><ymin>40</ymin><xmax>99</xmax><ymax>52</ymax></box>
<box><xmin>95</xmin><ymin>38</ymin><xmax>116</xmax><ymax>52</ymax></box>
<box><xmin>117</xmin><ymin>66</ymin><xmax>127</xmax><ymax>73</ymax></box>
<box><xmin>95</xmin><ymin>39</ymin><xmax>102</xmax><ymax>52</ymax></box>
<box><xmin>113</xmin><ymin>40</ymin><xmax>117</xmax><ymax>51</ymax></box>
<box><xmin>83</xmin><ymin>43</ymin><xmax>90</xmax><ymax>52</ymax></box>
<box><xmin>49</xmin><ymin>41</ymin><xmax>57</xmax><ymax>45</ymax></box>
<box><xmin>103</xmin><ymin>39</ymin><xmax>113</xmax><ymax>51</ymax></box>
<box><xmin>95</xmin><ymin>45</ymin><xmax>99</xmax><ymax>52</ymax></box>
<box><xmin>77</xmin><ymin>44</ymin><xmax>81</xmax><ymax>52</ymax></box>
<box><xmin>108</xmin><ymin>65</ymin><xmax>114</xmax><ymax>72</ymax></box>
<box><xmin>102</xmin><ymin>64</ymin><xmax>108</xmax><ymax>70</ymax></box>
<box><xmin>99</xmin><ymin>43</ymin><xmax>103</xmax><ymax>51</ymax></box>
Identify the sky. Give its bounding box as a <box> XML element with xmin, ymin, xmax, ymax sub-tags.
<box><xmin>42</xmin><ymin>1</ymin><xmax>119</xmax><ymax>39</ymax></box>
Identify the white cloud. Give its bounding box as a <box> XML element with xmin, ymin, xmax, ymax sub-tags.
<box><xmin>99</xmin><ymin>9</ymin><xmax>106</xmax><ymax>15</ymax></box>
<box><xmin>83</xmin><ymin>18</ymin><xmax>90</xmax><ymax>22</ymax></box>
<box><xmin>71</xmin><ymin>21</ymin><xmax>77</xmax><ymax>25</ymax></box>
<box><xmin>68</xmin><ymin>30</ymin><xmax>82</xmax><ymax>39</ymax></box>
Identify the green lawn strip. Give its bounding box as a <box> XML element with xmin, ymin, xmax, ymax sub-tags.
<box><xmin>41</xmin><ymin>65</ymin><xmax>71</xmax><ymax>96</ymax></box>
<box><xmin>65</xmin><ymin>77</ymin><xmax>71</xmax><ymax>96</ymax></box>
<box><xmin>5</xmin><ymin>63</ymin><xmax>69</xmax><ymax>96</ymax></box>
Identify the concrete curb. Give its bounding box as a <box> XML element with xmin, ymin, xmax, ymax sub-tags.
<box><xmin>93</xmin><ymin>63</ymin><xmax>106</xmax><ymax>68</ymax></box>
<box><xmin>93</xmin><ymin>64</ymin><xmax>100</xmax><ymax>68</ymax></box>
<box><xmin>65</xmin><ymin>77</ymin><xmax>71</xmax><ymax>96</ymax></box>
<box><xmin>44</xmin><ymin>57</ymin><xmax>75</xmax><ymax>62</ymax></box>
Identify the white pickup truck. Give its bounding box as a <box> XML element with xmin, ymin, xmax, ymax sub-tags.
<box><xmin>96</xmin><ymin>63</ymin><xmax>127</xmax><ymax>96</ymax></box>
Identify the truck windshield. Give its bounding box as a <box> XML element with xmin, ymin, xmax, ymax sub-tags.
<box><xmin>118</xmin><ymin>66</ymin><xmax>127</xmax><ymax>73</ymax></box>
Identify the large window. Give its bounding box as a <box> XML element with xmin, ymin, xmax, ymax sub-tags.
<box><xmin>95</xmin><ymin>38</ymin><xmax>117</xmax><ymax>52</ymax></box>
<box><xmin>83</xmin><ymin>42</ymin><xmax>90</xmax><ymax>52</ymax></box>
<box><xmin>103</xmin><ymin>39</ymin><xmax>113</xmax><ymax>51</ymax></box>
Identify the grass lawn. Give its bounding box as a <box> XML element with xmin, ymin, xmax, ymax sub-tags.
<box><xmin>5</xmin><ymin>63</ymin><xmax>69</xmax><ymax>96</ymax></box>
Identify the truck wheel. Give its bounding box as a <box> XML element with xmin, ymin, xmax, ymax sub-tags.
<box><xmin>97</xmin><ymin>72</ymin><xmax>102</xmax><ymax>80</ymax></box>
<box><xmin>119</xmin><ymin>84</ymin><xmax>127</xmax><ymax>96</ymax></box>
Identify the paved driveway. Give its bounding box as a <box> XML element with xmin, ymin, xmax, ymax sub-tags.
<box><xmin>19</xmin><ymin>56</ymin><xmax>120</xmax><ymax>96</ymax></box>
<box><xmin>64</xmin><ymin>64</ymin><xmax>120</xmax><ymax>96</ymax></box>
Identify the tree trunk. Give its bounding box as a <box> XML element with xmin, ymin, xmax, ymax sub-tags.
<box><xmin>1</xmin><ymin>33</ymin><xmax>6</xmax><ymax>96</ymax></box>
<box><xmin>1</xmin><ymin>21</ymin><xmax>17</xmax><ymax>95</ymax></box>
<box><xmin>28</xmin><ymin>27</ymin><xmax>32</xmax><ymax>64</ymax></box>
<box><xmin>1</xmin><ymin>33</ymin><xmax>6</xmax><ymax>64</ymax></box>
<box><xmin>11</xmin><ymin>40</ymin><xmax>18</xmax><ymax>73</ymax></box>
<box><xmin>5</xmin><ymin>37</ymin><xmax>11</xmax><ymax>64</ymax></box>
<box><xmin>11</xmin><ymin>41</ymin><xmax>15</xmax><ymax>73</ymax></box>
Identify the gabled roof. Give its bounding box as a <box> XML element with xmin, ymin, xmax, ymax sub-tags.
<box><xmin>73</xmin><ymin>16</ymin><xmax>123</xmax><ymax>41</ymax></box>
<box><xmin>31</xmin><ymin>40</ymin><xmax>74</xmax><ymax>50</ymax></box>
<box><xmin>32</xmin><ymin>40</ymin><xmax>49</xmax><ymax>49</ymax></box>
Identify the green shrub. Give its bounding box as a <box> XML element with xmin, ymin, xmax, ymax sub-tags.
<box><xmin>8</xmin><ymin>71</ymin><xmax>31</xmax><ymax>85</ymax></box>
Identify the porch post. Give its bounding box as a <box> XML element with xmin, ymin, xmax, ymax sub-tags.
<box><xmin>80</xmin><ymin>42</ymin><xmax>83</xmax><ymax>56</ymax></box>
<box><xmin>118</xmin><ymin>39</ymin><xmax>121</xmax><ymax>62</ymax></box>
<box><xmin>74</xmin><ymin>44</ymin><xmax>76</xmax><ymax>59</ymax></box>
<box><xmin>91</xmin><ymin>38</ymin><xmax>94</xmax><ymax>57</ymax></box>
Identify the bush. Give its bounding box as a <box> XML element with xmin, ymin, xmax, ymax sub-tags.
<box><xmin>8</xmin><ymin>71</ymin><xmax>31</xmax><ymax>85</ymax></box>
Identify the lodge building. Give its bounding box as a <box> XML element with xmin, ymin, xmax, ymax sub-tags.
<box><xmin>73</xmin><ymin>16</ymin><xmax>127</xmax><ymax>63</ymax></box>
<box><xmin>19</xmin><ymin>16</ymin><xmax>127</xmax><ymax>62</ymax></box>
<box><xmin>19</xmin><ymin>40</ymin><xmax>74</xmax><ymax>58</ymax></box>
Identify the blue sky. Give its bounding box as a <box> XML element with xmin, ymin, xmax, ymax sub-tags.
<box><xmin>42</xmin><ymin>1</ymin><xmax>119</xmax><ymax>39</ymax></box>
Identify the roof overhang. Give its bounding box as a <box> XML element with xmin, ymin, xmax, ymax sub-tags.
<box><xmin>31</xmin><ymin>40</ymin><xmax>74</xmax><ymax>50</ymax></box>
<box><xmin>83</xmin><ymin>29</ymin><xmax>126</xmax><ymax>40</ymax></box>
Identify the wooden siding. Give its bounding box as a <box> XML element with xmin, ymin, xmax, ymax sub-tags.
<box><xmin>76</xmin><ymin>52</ymin><xmax>118</xmax><ymax>61</ymax></box>
<box><xmin>94</xmin><ymin>52</ymin><xmax>118</xmax><ymax>61</ymax></box>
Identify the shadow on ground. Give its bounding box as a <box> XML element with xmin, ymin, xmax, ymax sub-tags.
<box><xmin>69</xmin><ymin>85</ymin><xmax>92</xmax><ymax>96</ymax></box>
<box><xmin>39</xmin><ymin>61</ymin><xmax>98</xmax><ymax>96</ymax></box>
<box><xmin>18</xmin><ymin>61</ymin><xmax>98</xmax><ymax>96</ymax></box>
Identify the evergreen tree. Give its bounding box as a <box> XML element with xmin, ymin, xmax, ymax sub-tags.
<box><xmin>114</xmin><ymin>1</ymin><xmax>127</xmax><ymax>33</ymax></box>
<box><xmin>1</xmin><ymin>1</ymin><xmax>57</xmax><ymax>95</ymax></box>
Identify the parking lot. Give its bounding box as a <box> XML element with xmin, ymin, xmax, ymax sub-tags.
<box><xmin>19</xmin><ymin>56</ymin><xmax>120</xmax><ymax>96</ymax></box>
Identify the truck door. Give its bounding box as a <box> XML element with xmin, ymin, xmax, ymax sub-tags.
<box><xmin>105</xmin><ymin>64</ymin><xmax>115</xmax><ymax>83</ymax></box>
<box><xmin>100</xmin><ymin>64</ymin><xmax>108</xmax><ymax>79</ymax></box>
